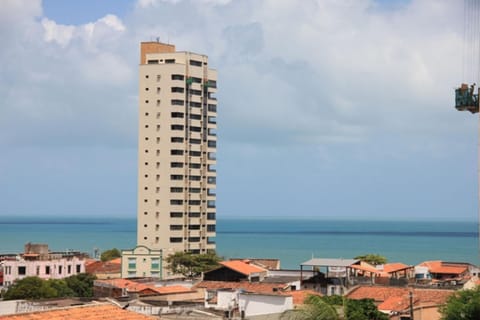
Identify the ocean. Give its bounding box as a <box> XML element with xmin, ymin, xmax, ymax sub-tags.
<box><xmin>0</xmin><ymin>217</ymin><xmax>478</xmax><ymax>268</ymax></box>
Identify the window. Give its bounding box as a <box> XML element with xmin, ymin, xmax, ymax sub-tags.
<box><xmin>208</xmin><ymin>164</ymin><xmax>216</xmax><ymax>172</ymax></box>
<box><xmin>171</xmin><ymin>162</ymin><xmax>183</xmax><ymax>168</ymax></box>
<box><xmin>189</xmin><ymin>200</ymin><xmax>201</xmax><ymax>205</ymax></box>
<box><xmin>171</xmin><ymin>187</ymin><xmax>183</xmax><ymax>193</ymax></box>
<box><xmin>157</xmin><ymin>87</ymin><xmax>161</xmax><ymax>94</ymax></box>
<box><xmin>208</xmin><ymin>188</ymin><xmax>216</xmax><ymax>196</ymax></box>
<box><xmin>207</xmin><ymin>80</ymin><xmax>217</xmax><ymax>88</ymax></box>
<box><xmin>170</xmin><ymin>225</ymin><xmax>183</xmax><ymax>231</ymax></box>
<box><xmin>67</xmin><ymin>265</ymin><xmax>72</xmax><ymax>274</ymax></box>
<box><xmin>208</xmin><ymin>177</ymin><xmax>217</xmax><ymax>184</ymax></box>
<box><xmin>171</xmin><ymin>125</ymin><xmax>184</xmax><ymax>131</ymax></box>
<box><xmin>191</xmin><ymin>77</ymin><xmax>202</xmax><ymax>83</ymax></box>
<box><xmin>208</xmin><ymin>116</ymin><xmax>217</xmax><ymax>124</ymax></box>
<box><xmin>207</xmin><ymin>224</ymin><xmax>216</xmax><ymax>232</ymax></box>
<box><xmin>190</xmin><ymin>89</ymin><xmax>201</xmax><ymax>96</ymax></box>
<box><xmin>207</xmin><ymin>237</ymin><xmax>216</xmax><ymax>244</ymax></box>
<box><xmin>188</xmin><ymin>237</ymin><xmax>200</xmax><ymax>242</ymax></box>
<box><xmin>170</xmin><ymin>199</ymin><xmax>183</xmax><ymax>205</ymax></box>
<box><xmin>170</xmin><ymin>212</ymin><xmax>183</xmax><ymax>218</ymax></box>
<box><xmin>45</xmin><ymin>266</ymin><xmax>50</xmax><ymax>275</ymax></box>
<box><xmin>190</xmin><ymin>101</ymin><xmax>201</xmax><ymax>108</ymax></box>
<box><xmin>190</xmin><ymin>138</ymin><xmax>201</xmax><ymax>144</ymax></box>
<box><xmin>171</xmin><ymin>74</ymin><xmax>184</xmax><ymax>81</ymax></box>
<box><xmin>171</xmin><ymin>174</ymin><xmax>183</xmax><ymax>180</ymax></box>
<box><xmin>189</xmin><ymin>151</ymin><xmax>201</xmax><ymax>157</ymax></box>
<box><xmin>171</xmin><ymin>87</ymin><xmax>185</xmax><ymax>93</ymax></box>
<box><xmin>59</xmin><ymin>265</ymin><xmax>63</xmax><ymax>274</ymax></box>
<box><xmin>207</xmin><ymin>200</ymin><xmax>216</xmax><ymax>208</ymax></box>
<box><xmin>208</xmin><ymin>140</ymin><xmax>216</xmax><ymax>148</ymax></box>
<box><xmin>189</xmin><ymin>212</ymin><xmax>201</xmax><ymax>218</ymax></box>
<box><xmin>76</xmin><ymin>264</ymin><xmax>81</xmax><ymax>273</ymax></box>
<box><xmin>189</xmin><ymin>225</ymin><xmax>200</xmax><ymax>230</ymax></box>
<box><xmin>18</xmin><ymin>266</ymin><xmax>26</xmax><ymax>275</ymax></box>
<box><xmin>189</xmin><ymin>187</ymin><xmax>201</xmax><ymax>193</ymax></box>
<box><xmin>171</xmin><ymin>99</ymin><xmax>184</xmax><ymax>106</ymax></box>
<box><xmin>189</xmin><ymin>113</ymin><xmax>201</xmax><ymax>120</ymax></box>
<box><xmin>189</xmin><ymin>175</ymin><xmax>201</xmax><ymax>181</ymax></box>
<box><xmin>171</xmin><ymin>137</ymin><xmax>184</xmax><ymax>143</ymax></box>
<box><xmin>190</xmin><ymin>60</ymin><xmax>202</xmax><ymax>67</ymax></box>
<box><xmin>165</xmin><ymin>59</ymin><xmax>175</xmax><ymax>64</ymax></box>
<box><xmin>151</xmin><ymin>258</ymin><xmax>160</xmax><ymax>270</ymax></box>
<box><xmin>207</xmin><ymin>212</ymin><xmax>216</xmax><ymax>220</ymax></box>
<box><xmin>190</xmin><ymin>126</ymin><xmax>201</xmax><ymax>132</ymax></box>
<box><xmin>208</xmin><ymin>104</ymin><xmax>217</xmax><ymax>112</ymax></box>
<box><xmin>171</xmin><ymin>149</ymin><xmax>184</xmax><ymax>155</ymax></box>
<box><xmin>147</xmin><ymin>59</ymin><xmax>159</xmax><ymax>64</ymax></box>
<box><xmin>189</xmin><ymin>163</ymin><xmax>201</xmax><ymax>169</ymax></box>
<box><xmin>171</xmin><ymin>112</ymin><xmax>184</xmax><ymax>118</ymax></box>
<box><xmin>170</xmin><ymin>237</ymin><xmax>183</xmax><ymax>243</ymax></box>
<box><xmin>128</xmin><ymin>258</ymin><xmax>136</xmax><ymax>269</ymax></box>
<box><xmin>208</xmin><ymin>152</ymin><xmax>216</xmax><ymax>160</ymax></box>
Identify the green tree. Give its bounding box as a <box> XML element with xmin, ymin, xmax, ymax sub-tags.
<box><xmin>281</xmin><ymin>294</ymin><xmax>339</xmax><ymax>320</ymax></box>
<box><xmin>64</xmin><ymin>273</ymin><xmax>96</xmax><ymax>297</ymax></box>
<box><xmin>48</xmin><ymin>279</ymin><xmax>74</xmax><ymax>297</ymax></box>
<box><xmin>100</xmin><ymin>248</ymin><xmax>121</xmax><ymax>262</ymax></box>
<box><xmin>165</xmin><ymin>251</ymin><xmax>220</xmax><ymax>278</ymax></box>
<box><xmin>3</xmin><ymin>277</ymin><xmax>57</xmax><ymax>300</ymax></box>
<box><xmin>345</xmin><ymin>299</ymin><xmax>388</xmax><ymax>320</ymax></box>
<box><xmin>440</xmin><ymin>286</ymin><xmax>480</xmax><ymax>320</ymax></box>
<box><xmin>354</xmin><ymin>254</ymin><xmax>388</xmax><ymax>265</ymax></box>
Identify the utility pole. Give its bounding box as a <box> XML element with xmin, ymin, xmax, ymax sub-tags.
<box><xmin>409</xmin><ymin>291</ymin><xmax>414</xmax><ymax>320</ymax></box>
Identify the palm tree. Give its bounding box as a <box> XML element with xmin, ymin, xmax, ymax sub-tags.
<box><xmin>281</xmin><ymin>295</ymin><xmax>339</xmax><ymax>320</ymax></box>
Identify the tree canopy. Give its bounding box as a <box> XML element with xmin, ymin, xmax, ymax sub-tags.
<box><xmin>165</xmin><ymin>251</ymin><xmax>221</xmax><ymax>278</ymax></box>
<box><xmin>100</xmin><ymin>248</ymin><xmax>121</xmax><ymax>262</ymax></box>
<box><xmin>3</xmin><ymin>273</ymin><xmax>96</xmax><ymax>300</ymax></box>
<box><xmin>281</xmin><ymin>295</ymin><xmax>339</xmax><ymax>320</ymax></box>
<box><xmin>354</xmin><ymin>254</ymin><xmax>387</xmax><ymax>265</ymax></box>
<box><xmin>440</xmin><ymin>286</ymin><xmax>480</xmax><ymax>320</ymax></box>
<box><xmin>345</xmin><ymin>299</ymin><xmax>389</xmax><ymax>320</ymax></box>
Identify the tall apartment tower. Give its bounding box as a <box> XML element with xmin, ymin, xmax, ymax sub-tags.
<box><xmin>122</xmin><ymin>42</ymin><xmax>217</xmax><ymax>278</ymax></box>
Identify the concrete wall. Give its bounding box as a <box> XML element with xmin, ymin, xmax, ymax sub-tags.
<box><xmin>239</xmin><ymin>293</ymin><xmax>293</xmax><ymax>317</ymax></box>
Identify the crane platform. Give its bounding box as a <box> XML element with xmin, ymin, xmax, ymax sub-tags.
<box><xmin>455</xmin><ymin>83</ymin><xmax>479</xmax><ymax>113</ymax></box>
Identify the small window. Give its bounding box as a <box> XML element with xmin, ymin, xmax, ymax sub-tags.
<box><xmin>171</xmin><ymin>74</ymin><xmax>185</xmax><ymax>81</ymax></box>
<box><xmin>190</xmin><ymin>60</ymin><xmax>202</xmax><ymax>67</ymax></box>
<box><xmin>170</xmin><ymin>212</ymin><xmax>183</xmax><ymax>218</ymax></box>
<box><xmin>171</xmin><ymin>99</ymin><xmax>184</xmax><ymax>106</ymax></box>
<box><xmin>67</xmin><ymin>265</ymin><xmax>71</xmax><ymax>274</ymax></box>
<box><xmin>18</xmin><ymin>266</ymin><xmax>26</xmax><ymax>275</ymax></box>
<box><xmin>171</xmin><ymin>187</ymin><xmax>183</xmax><ymax>193</ymax></box>
<box><xmin>171</xmin><ymin>137</ymin><xmax>184</xmax><ymax>143</ymax></box>
<box><xmin>165</xmin><ymin>59</ymin><xmax>175</xmax><ymax>64</ymax></box>
<box><xmin>147</xmin><ymin>60</ymin><xmax>159</xmax><ymax>64</ymax></box>
<box><xmin>189</xmin><ymin>212</ymin><xmax>201</xmax><ymax>218</ymax></box>
<box><xmin>171</xmin><ymin>162</ymin><xmax>183</xmax><ymax>168</ymax></box>
<box><xmin>170</xmin><ymin>149</ymin><xmax>184</xmax><ymax>155</ymax></box>
<box><xmin>170</xmin><ymin>225</ymin><xmax>183</xmax><ymax>231</ymax></box>
<box><xmin>76</xmin><ymin>264</ymin><xmax>81</xmax><ymax>273</ymax></box>
<box><xmin>170</xmin><ymin>199</ymin><xmax>183</xmax><ymax>205</ymax></box>
<box><xmin>170</xmin><ymin>237</ymin><xmax>183</xmax><ymax>243</ymax></box>
<box><xmin>45</xmin><ymin>266</ymin><xmax>50</xmax><ymax>275</ymax></box>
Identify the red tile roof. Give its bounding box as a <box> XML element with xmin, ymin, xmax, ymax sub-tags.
<box><xmin>289</xmin><ymin>290</ymin><xmax>322</xmax><ymax>305</ymax></box>
<box><xmin>195</xmin><ymin>280</ymin><xmax>287</xmax><ymax>294</ymax></box>
<box><xmin>346</xmin><ymin>286</ymin><xmax>454</xmax><ymax>311</ymax></box>
<box><xmin>1</xmin><ymin>304</ymin><xmax>154</xmax><ymax>320</ymax></box>
<box><xmin>86</xmin><ymin>260</ymin><xmax>121</xmax><ymax>275</ymax></box>
<box><xmin>351</xmin><ymin>263</ymin><xmax>379</xmax><ymax>274</ymax></box>
<box><xmin>95</xmin><ymin>279</ymin><xmax>192</xmax><ymax>295</ymax></box>
<box><xmin>419</xmin><ymin>261</ymin><xmax>468</xmax><ymax>275</ymax></box>
<box><xmin>383</xmin><ymin>263</ymin><xmax>412</xmax><ymax>273</ymax></box>
<box><xmin>219</xmin><ymin>260</ymin><xmax>266</xmax><ymax>276</ymax></box>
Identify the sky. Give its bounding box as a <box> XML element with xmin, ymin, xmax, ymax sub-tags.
<box><xmin>0</xmin><ymin>0</ymin><xmax>478</xmax><ymax>221</ymax></box>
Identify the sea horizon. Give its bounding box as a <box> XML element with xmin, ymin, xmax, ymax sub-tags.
<box><xmin>0</xmin><ymin>216</ymin><xmax>478</xmax><ymax>268</ymax></box>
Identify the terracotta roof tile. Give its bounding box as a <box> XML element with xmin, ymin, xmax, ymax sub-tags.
<box><xmin>289</xmin><ymin>290</ymin><xmax>322</xmax><ymax>305</ymax></box>
<box><xmin>346</xmin><ymin>285</ymin><xmax>454</xmax><ymax>311</ymax></box>
<box><xmin>95</xmin><ymin>279</ymin><xmax>192</xmax><ymax>295</ymax></box>
<box><xmin>219</xmin><ymin>260</ymin><xmax>265</xmax><ymax>276</ymax></box>
<box><xmin>383</xmin><ymin>263</ymin><xmax>412</xmax><ymax>273</ymax></box>
<box><xmin>86</xmin><ymin>261</ymin><xmax>121</xmax><ymax>274</ymax></box>
<box><xmin>419</xmin><ymin>261</ymin><xmax>468</xmax><ymax>275</ymax></box>
<box><xmin>0</xmin><ymin>304</ymin><xmax>154</xmax><ymax>320</ymax></box>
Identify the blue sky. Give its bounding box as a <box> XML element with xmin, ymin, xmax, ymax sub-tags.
<box><xmin>0</xmin><ymin>0</ymin><xmax>477</xmax><ymax>221</ymax></box>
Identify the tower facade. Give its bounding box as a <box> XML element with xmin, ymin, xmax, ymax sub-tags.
<box><xmin>137</xmin><ymin>41</ymin><xmax>217</xmax><ymax>255</ymax></box>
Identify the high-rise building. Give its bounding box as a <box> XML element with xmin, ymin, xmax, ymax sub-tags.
<box><xmin>121</xmin><ymin>41</ymin><xmax>218</xmax><ymax>278</ymax></box>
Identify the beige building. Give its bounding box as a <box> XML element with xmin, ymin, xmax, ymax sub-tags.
<box><xmin>122</xmin><ymin>41</ymin><xmax>218</xmax><ymax>278</ymax></box>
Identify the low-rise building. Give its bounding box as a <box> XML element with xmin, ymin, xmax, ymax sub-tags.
<box><xmin>2</xmin><ymin>243</ymin><xmax>87</xmax><ymax>287</ymax></box>
<box><xmin>346</xmin><ymin>285</ymin><xmax>455</xmax><ymax>320</ymax></box>
<box><xmin>203</xmin><ymin>260</ymin><xmax>267</xmax><ymax>282</ymax></box>
<box><xmin>85</xmin><ymin>258</ymin><xmax>121</xmax><ymax>279</ymax></box>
